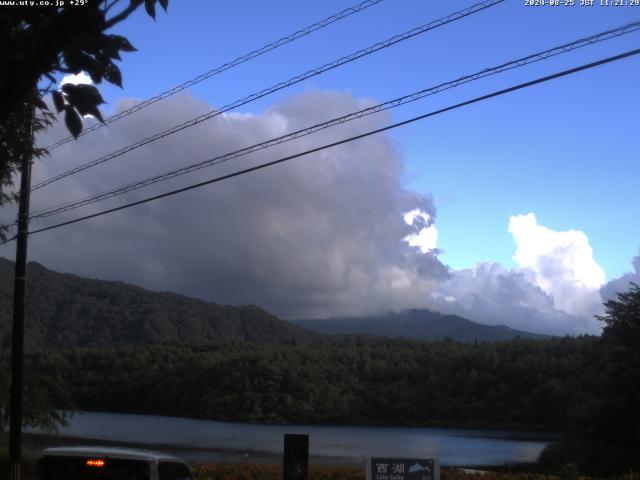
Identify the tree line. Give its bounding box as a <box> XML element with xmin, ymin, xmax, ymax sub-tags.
<box><xmin>1</xmin><ymin>256</ymin><xmax>638</xmax><ymax>475</ymax></box>
<box><xmin>6</xmin><ymin>335</ymin><xmax>599</xmax><ymax>431</ymax></box>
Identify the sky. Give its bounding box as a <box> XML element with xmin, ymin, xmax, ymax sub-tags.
<box><xmin>1</xmin><ymin>0</ymin><xmax>639</xmax><ymax>335</ymax></box>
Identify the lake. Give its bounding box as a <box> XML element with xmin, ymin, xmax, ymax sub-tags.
<box><xmin>26</xmin><ymin>411</ymin><xmax>556</xmax><ymax>467</ymax></box>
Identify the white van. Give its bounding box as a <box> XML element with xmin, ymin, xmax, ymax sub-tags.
<box><xmin>36</xmin><ymin>447</ymin><xmax>194</xmax><ymax>480</ymax></box>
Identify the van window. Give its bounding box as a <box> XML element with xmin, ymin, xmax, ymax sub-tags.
<box><xmin>158</xmin><ymin>462</ymin><xmax>193</xmax><ymax>480</ymax></box>
<box><xmin>37</xmin><ymin>456</ymin><xmax>150</xmax><ymax>480</ymax></box>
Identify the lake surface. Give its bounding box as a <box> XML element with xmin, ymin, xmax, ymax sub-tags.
<box><xmin>26</xmin><ymin>412</ymin><xmax>556</xmax><ymax>467</ymax></box>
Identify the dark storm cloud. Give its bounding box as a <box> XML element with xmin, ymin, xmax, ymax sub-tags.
<box><xmin>0</xmin><ymin>89</ymin><xmax>622</xmax><ymax>335</ymax></box>
<box><xmin>0</xmin><ymin>90</ymin><xmax>447</xmax><ymax>319</ymax></box>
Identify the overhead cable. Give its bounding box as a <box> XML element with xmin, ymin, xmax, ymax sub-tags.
<box><xmin>30</xmin><ymin>0</ymin><xmax>505</xmax><ymax>192</ymax></box>
<box><xmin>4</xmin><ymin>47</ymin><xmax>634</xmax><ymax>243</ymax></box>
<box><xmin>27</xmin><ymin>20</ymin><xmax>640</xmax><ymax>220</ymax></box>
<box><xmin>43</xmin><ymin>0</ymin><xmax>385</xmax><ymax>151</ymax></box>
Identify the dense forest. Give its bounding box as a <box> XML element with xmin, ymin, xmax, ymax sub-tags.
<box><xmin>1</xmin><ymin>258</ymin><xmax>638</xmax><ymax>475</ymax></box>
<box><xmin>11</xmin><ymin>324</ymin><xmax>633</xmax><ymax>476</ymax></box>
<box><xmin>13</xmin><ymin>336</ymin><xmax>598</xmax><ymax>430</ymax></box>
<box><xmin>0</xmin><ymin>259</ymin><xmax>325</xmax><ymax>349</ymax></box>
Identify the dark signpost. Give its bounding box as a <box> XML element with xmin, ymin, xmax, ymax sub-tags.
<box><xmin>370</xmin><ymin>458</ymin><xmax>439</xmax><ymax>480</ymax></box>
<box><xmin>283</xmin><ymin>434</ymin><xmax>309</xmax><ymax>480</ymax></box>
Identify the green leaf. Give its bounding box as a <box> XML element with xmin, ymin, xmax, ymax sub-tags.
<box><xmin>87</xmin><ymin>66</ymin><xmax>103</xmax><ymax>84</ymax></box>
<box><xmin>86</xmin><ymin>106</ymin><xmax>104</xmax><ymax>123</ymax></box>
<box><xmin>144</xmin><ymin>0</ymin><xmax>156</xmax><ymax>19</ymax></box>
<box><xmin>109</xmin><ymin>35</ymin><xmax>137</xmax><ymax>53</ymax></box>
<box><xmin>68</xmin><ymin>84</ymin><xmax>105</xmax><ymax>106</ymax></box>
<box><xmin>64</xmin><ymin>107</ymin><xmax>83</xmax><ymax>139</ymax></box>
<box><xmin>67</xmin><ymin>85</ymin><xmax>105</xmax><ymax>124</ymax></box>
<box><xmin>63</xmin><ymin>49</ymin><xmax>83</xmax><ymax>72</ymax></box>
<box><xmin>102</xmin><ymin>46</ymin><xmax>121</xmax><ymax>61</ymax></box>
<box><xmin>61</xmin><ymin>83</ymin><xmax>79</xmax><ymax>95</ymax></box>
<box><xmin>74</xmin><ymin>103</ymin><xmax>104</xmax><ymax>124</ymax></box>
<box><xmin>63</xmin><ymin>49</ymin><xmax>95</xmax><ymax>74</ymax></box>
<box><xmin>52</xmin><ymin>91</ymin><xmax>65</xmax><ymax>113</ymax></box>
<box><xmin>104</xmin><ymin>63</ymin><xmax>123</xmax><ymax>88</ymax></box>
<box><xmin>158</xmin><ymin>0</ymin><xmax>168</xmax><ymax>11</ymax></box>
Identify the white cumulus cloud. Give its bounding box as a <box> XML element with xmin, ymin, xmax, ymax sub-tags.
<box><xmin>403</xmin><ymin>209</ymin><xmax>438</xmax><ymax>253</ymax></box>
<box><xmin>422</xmin><ymin>214</ymin><xmax>608</xmax><ymax>334</ymax></box>
<box><xmin>60</xmin><ymin>71</ymin><xmax>93</xmax><ymax>86</ymax></box>
<box><xmin>508</xmin><ymin>213</ymin><xmax>605</xmax><ymax>318</ymax></box>
<box><xmin>427</xmin><ymin>261</ymin><xmax>590</xmax><ymax>335</ymax></box>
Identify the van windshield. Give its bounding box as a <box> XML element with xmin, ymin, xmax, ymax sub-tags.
<box><xmin>37</xmin><ymin>456</ymin><xmax>150</xmax><ymax>480</ymax></box>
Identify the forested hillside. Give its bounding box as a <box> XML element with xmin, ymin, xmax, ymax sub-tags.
<box><xmin>6</xmin><ymin>256</ymin><xmax>637</xmax><ymax>474</ymax></box>
<box><xmin>0</xmin><ymin>258</ymin><xmax>325</xmax><ymax>349</ymax></box>
<box><xmin>0</xmin><ymin>258</ymin><xmax>549</xmax><ymax>347</ymax></box>
<box><xmin>22</xmin><ymin>335</ymin><xmax>599</xmax><ymax>431</ymax></box>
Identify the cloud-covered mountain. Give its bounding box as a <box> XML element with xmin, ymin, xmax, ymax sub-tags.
<box><xmin>293</xmin><ymin>309</ymin><xmax>548</xmax><ymax>342</ymax></box>
<box><xmin>0</xmin><ymin>89</ymin><xmax>636</xmax><ymax>336</ymax></box>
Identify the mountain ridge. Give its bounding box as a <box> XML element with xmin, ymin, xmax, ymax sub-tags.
<box><xmin>0</xmin><ymin>257</ymin><xmax>325</xmax><ymax>349</ymax></box>
<box><xmin>293</xmin><ymin>309</ymin><xmax>549</xmax><ymax>342</ymax></box>
<box><xmin>0</xmin><ymin>257</ymin><xmax>548</xmax><ymax>348</ymax></box>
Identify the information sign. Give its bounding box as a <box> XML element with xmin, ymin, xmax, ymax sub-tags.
<box><xmin>370</xmin><ymin>458</ymin><xmax>439</xmax><ymax>480</ymax></box>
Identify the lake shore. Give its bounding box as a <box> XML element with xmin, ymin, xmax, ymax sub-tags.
<box><xmin>23</xmin><ymin>433</ymin><xmax>356</xmax><ymax>466</ymax></box>
<box><xmin>24</xmin><ymin>411</ymin><xmax>553</xmax><ymax>467</ymax></box>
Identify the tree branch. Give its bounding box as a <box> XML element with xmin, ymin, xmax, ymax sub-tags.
<box><xmin>104</xmin><ymin>0</ymin><xmax>123</xmax><ymax>15</ymax></box>
<box><xmin>104</xmin><ymin>1</ymin><xmax>143</xmax><ymax>29</ymax></box>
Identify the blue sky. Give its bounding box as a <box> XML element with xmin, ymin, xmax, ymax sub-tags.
<box><xmin>4</xmin><ymin>0</ymin><xmax>637</xmax><ymax>334</ymax></box>
<box><xmin>97</xmin><ymin>0</ymin><xmax>639</xmax><ymax>281</ymax></box>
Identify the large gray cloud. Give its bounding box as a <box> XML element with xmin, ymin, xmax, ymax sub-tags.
<box><xmin>1</xmin><ymin>90</ymin><xmax>447</xmax><ymax>319</ymax></box>
<box><xmin>0</xmin><ymin>89</ymin><xmax>626</xmax><ymax>335</ymax></box>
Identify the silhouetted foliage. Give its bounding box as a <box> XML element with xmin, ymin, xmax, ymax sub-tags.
<box><xmin>0</xmin><ymin>349</ymin><xmax>74</xmax><ymax>441</ymax></box>
<box><xmin>0</xmin><ymin>0</ymin><xmax>169</xmax><ymax>239</ymax></box>
<box><xmin>0</xmin><ymin>92</ymin><xmax>53</xmax><ymax>209</ymax></box>
<box><xmin>538</xmin><ymin>284</ymin><xmax>640</xmax><ymax>476</ymax></box>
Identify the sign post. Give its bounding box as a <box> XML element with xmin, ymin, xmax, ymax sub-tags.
<box><xmin>283</xmin><ymin>434</ymin><xmax>309</xmax><ymax>480</ymax></box>
<box><xmin>368</xmin><ymin>458</ymin><xmax>440</xmax><ymax>480</ymax></box>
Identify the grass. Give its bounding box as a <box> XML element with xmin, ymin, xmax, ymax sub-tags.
<box><xmin>193</xmin><ymin>464</ymin><xmax>364</xmax><ymax>480</ymax></box>
<box><xmin>192</xmin><ymin>464</ymin><xmax>640</xmax><ymax>480</ymax></box>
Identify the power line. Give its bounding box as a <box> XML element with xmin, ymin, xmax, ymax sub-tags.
<box><xmin>25</xmin><ymin>20</ymin><xmax>640</xmax><ymax>221</ymax></box>
<box><xmin>43</xmin><ymin>0</ymin><xmax>385</xmax><ymax>151</ymax></box>
<box><xmin>30</xmin><ymin>0</ymin><xmax>505</xmax><ymax>192</ymax></box>
<box><xmin>5</xmin><ymin>47</ymin><xmax>635</xmax><ymax>243</ymax></box>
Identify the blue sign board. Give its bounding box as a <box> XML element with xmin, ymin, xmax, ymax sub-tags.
<box><xmin>370</xmin><ymin>458</ymin><xmax>438</xmax><ymax>480</ymax></box>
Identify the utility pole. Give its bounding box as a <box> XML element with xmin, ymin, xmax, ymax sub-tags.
<box><xmin>9</xmin><ymin>103</ymin><xmax>34</xmax><ymax>480</ymax></box>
